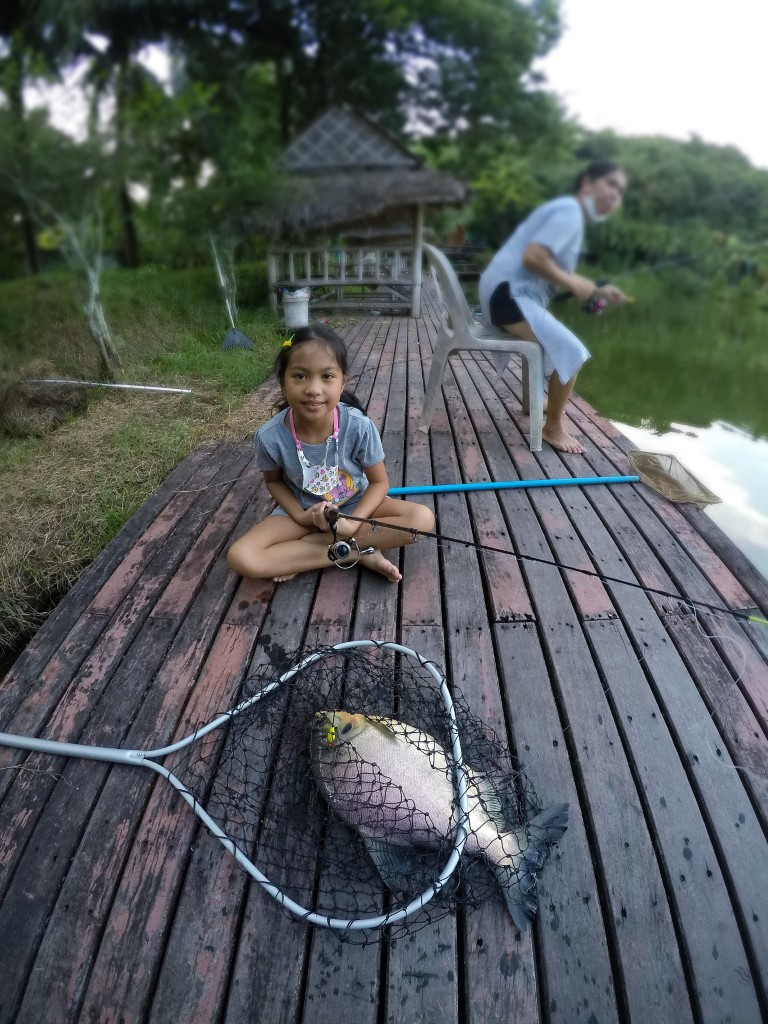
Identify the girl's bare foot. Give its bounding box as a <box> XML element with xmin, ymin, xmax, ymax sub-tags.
<box><xmin>359</xmin><ymin>550</ymin><xmax>402</xmax><ymax>582</ymax></box>
<box><xmin>272</xmin><ymin>574</ymin><xmax>297</xmax><ymax>583</ymax></box>
<box><xmin>542</xmin><ymin>425</ymin><xmax>586</xmax><ymax>455</ymax></box>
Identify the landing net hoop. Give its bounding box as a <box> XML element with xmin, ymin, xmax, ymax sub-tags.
<box><xmin>0</xmin><ymin>640</ymin><xmax>471</xmax><ymax>933</ymax></box>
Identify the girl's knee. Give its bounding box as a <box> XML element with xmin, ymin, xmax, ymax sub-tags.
<box><xmin>226</xmin><ymin>541</ymin><xmax>244</xmax><ymax>576</ymax></box>
<box><xmin>411</xmin><ymin>502</ymin><xmax>435</xmax><ymax>533</ymax></box>
<box><xmin>227</xmin><ymin>539</ymin><xmax>260</xmax><ymax>578</ymax></box>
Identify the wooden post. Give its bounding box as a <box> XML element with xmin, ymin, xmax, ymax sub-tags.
<box><xmin>267</xmin><ymin>250</ymin><xmax>278</xmax><ymax>313</ymax></box>
<box><xmin>411</xmin><ymin>203</ymin><xmax>424</xmax><ymax>317</ymax></box>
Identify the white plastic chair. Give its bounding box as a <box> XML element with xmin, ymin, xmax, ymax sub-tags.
<box><xmin>419</xmin><ymin>243</ymin><xmax>544</xmax><ymax>451</ymax></box>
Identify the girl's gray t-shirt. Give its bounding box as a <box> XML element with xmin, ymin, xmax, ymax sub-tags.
<box><xmin>254</xmin><ymin>402</ymin><xmax>385</xmax><ymax>512</ymax></box>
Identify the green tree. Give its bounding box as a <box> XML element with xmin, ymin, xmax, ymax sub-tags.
<box><xmin>0</xmin><ymin>0</ymin><xmax>69</xmax><ymax>273</ymax></box>
<box><xmin>180</xmin><ymin>0</ymin><xmax>563</xmax><ymax>146</ymax></box>
<box><xmin>3</xmin><ymin>0</ymin><xmax>568</xmax><ymax>275</ymax></box>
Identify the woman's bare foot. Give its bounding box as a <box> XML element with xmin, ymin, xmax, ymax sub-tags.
<box><xmin>359</xmin><ymin>550</ymin><xmax>402</xmax><ymax>582</ymax></box>
<box><xmin>542</xmin><ymin>424</ymin><xmax>586</xmax><ymax>455</ymax></box>
<box><xmin>272</xmin><ymin>574</ymin><xmax>297</xmax><ymax>583</ymax></box>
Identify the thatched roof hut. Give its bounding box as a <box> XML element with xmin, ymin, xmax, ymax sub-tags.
<box><xmin>259</xmin><ymin>167</ymin><xmax>468</xmax><ymax>237</ymax></box>
<box><xmin>262</xmin><ymin>107</ymin><xmax>467</xmax><ymax>236</ymax></box>
<box><xmin>262</xmin><ymin>107</ymin><xmax>468</xmax><ymax>316</ymax></box>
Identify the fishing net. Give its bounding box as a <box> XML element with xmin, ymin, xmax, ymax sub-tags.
<box><xmin>628</xmin><ymin>451</ymin><xmax>722</xmax><ymax>508</ymax></box>
<box><xmin>164</xmin><ymin>640</ymin><xmax>564</xmax><ymax>941</ymax></box>
<box><xmin>0</xmin><ymin>640</ymin><xmax>567</xmax><ymax>943</ymax></box>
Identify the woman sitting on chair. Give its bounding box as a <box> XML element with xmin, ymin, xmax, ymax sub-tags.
<box><xmin>479</xmin><ymin>160</ymin><xmax>628</xmax><ymax>455</ymax></box>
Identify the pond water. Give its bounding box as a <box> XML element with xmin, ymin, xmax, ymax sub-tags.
<box><xmin>614</xmin><ymin>419</ymin><xmax>768</xmax><ymax>579</ymax></box>
<box><xmin>567</xmin><ymin>279</ymin><xmax>768</xmax><ymax>580</ymax></box>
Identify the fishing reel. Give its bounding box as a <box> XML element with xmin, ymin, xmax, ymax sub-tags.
<box><xmin>324</xmin><ymin>507</ymin><xmax>374</xmax><ymax>568</ymax></box>
<box><xmin>583</xmin><ymin>279</ymin><xmax>610</xmax><ymax>315</ymax></box>
<box><xmin>583</xmin><ymin>295</ymin><xmax>608</xmax><ymax>315</ymax></box>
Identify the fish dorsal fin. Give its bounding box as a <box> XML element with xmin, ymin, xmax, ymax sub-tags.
<box><xmin>471</xmin><ymin>769</ymin><xmax>510</xmax><ymax>832</ymax></box>
<box><xmin>365</xmin><ymin>716</ymin><xmax>402</xmax><ymax>742</ymax></box>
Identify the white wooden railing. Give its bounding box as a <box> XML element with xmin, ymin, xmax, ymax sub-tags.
<box><xmin>267</xmin><ymin>244</ymin><xmax>423</xmax><ymax>316</ymax></box>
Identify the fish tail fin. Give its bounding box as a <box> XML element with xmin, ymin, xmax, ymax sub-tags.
<box><xmin>526</xmin><ymin>801</ymin><xmax>570</xmax><ymax>853</ymax></box>
<box><xmin>495</xmin><ymin>802</ymin><xmax>569</xmax><ymax>931</ymax></box>
<box><xmin>493</xmin><ymin>859</ymin><xmax>539</xmax><ymax>930</ymax></box>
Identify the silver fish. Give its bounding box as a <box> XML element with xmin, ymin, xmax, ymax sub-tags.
<box><xmin>310</xmin><ymin>710</ymin><xmax>568</xmax><ymax>929</ymax></box>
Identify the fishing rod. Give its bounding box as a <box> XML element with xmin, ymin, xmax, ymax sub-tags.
<box><xmin>26</xmin><ymin>379</ymin><xmax>193</xmax><ymax>395</ymax></box>
<box><xmin>551</xmin><ymin>254</ymin><xmax>701</xmax><ymax>310</ymax></box>
<box><xmin>322</xmin><ymin>509</ymin><xmax>768</xmax><ymax>628</ymax></box>
<box><xmin>556</xmin><ymin>237</ymin><xmax>768</xmax><ymax>313</ymax></box>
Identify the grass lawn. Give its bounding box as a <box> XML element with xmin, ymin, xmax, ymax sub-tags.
<box><xmin>0</xmin><ymin>262</ymin><xmax>286</xmax><ymax>657</ymax></box>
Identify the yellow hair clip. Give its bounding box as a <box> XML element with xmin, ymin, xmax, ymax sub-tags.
<box><xmin>282</xmin><ymin>335</ymin><xmax>294</xmax><ymax>348</ymax></box>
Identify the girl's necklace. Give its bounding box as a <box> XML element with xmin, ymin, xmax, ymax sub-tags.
<box><xmin>288</xmin><ymin>407</ymin><xmax>340</xmax><ymax>496</ymax></box>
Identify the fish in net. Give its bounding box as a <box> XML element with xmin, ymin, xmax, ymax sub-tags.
<box><xmin>166</xmin><ymin>640</ymin><xmax>568</xmax><ymax>941</ymax></box>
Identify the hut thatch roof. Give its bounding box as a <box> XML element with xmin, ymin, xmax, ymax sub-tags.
<box><xmin>276</xmin><ymin>106</ymin><xmax>418</xmax><ymax>173</ymax></box>
<box><xmin>250</xmin><ymin>107</ymin><xmax>468</xmax><ymax>237</ymax></box>
<box><xmin>256</xmin><ymin>168</ymin><xmax>468</xmax><ymax>236</ymax></box>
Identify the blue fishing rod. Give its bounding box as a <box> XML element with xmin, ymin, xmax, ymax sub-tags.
<box><xmin>388</xmin><ymin>476</ymin><xmax>638</xmax><ymax>496</ymax></box>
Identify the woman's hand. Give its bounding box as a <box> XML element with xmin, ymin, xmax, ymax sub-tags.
<box><xmin>594</xmin><ymin>282</ymin><xmax>628</xmax><ymax>304</ymax></box>
<box><xmin>568</xmin><ymin>275</ymin><xmax>628</xmax><ymax>306</ymax></box>
<box><xmin>568</xmin><ymin>274</ymin><xmax>599</xmax><ymax>303</ymax></box>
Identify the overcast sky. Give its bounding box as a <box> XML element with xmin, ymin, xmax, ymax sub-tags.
<box><xmin>535</xmin><ymin>0</ymin><xmax>768</xmax><ymax>170</ymax></box>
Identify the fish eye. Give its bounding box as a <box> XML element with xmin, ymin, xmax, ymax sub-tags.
<box><xmin>341</xmin><ymin>723</ymin><xmax>353</xmax><ymax>734</ymax></box>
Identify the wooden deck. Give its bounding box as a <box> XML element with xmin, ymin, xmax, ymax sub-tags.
<box><xmin>2</xmin><ymin>285</ymin><xmax>768</xmax><ymax>1024</ymax></box>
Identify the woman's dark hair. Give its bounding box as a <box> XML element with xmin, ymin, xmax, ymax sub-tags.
<box><xmin>274</xmin><ymin>324</ymin><xmax>364</xmax><ymax>411</ymax></box>
<box><xmin>573</xmin><ymin>159</ymin><xmax>624</xmax><ymax>193</ymax></box>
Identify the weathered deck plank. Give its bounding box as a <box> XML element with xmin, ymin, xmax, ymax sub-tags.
<box><xmin>1</xmin><ymin>285</ymin><xmax>767</xmax><ymax>1024</ymax></box>
<box><xmin>446</xmin><ymin>350</ymin><xmax>695</xmax><ymax>1022</ymax></box>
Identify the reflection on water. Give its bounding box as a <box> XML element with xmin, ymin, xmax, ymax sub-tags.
<box><xmin>615</xmin><ymin>419</ymin><xmax>768</xmax><ymax>581</ymax></box>
<box><xmin>565</xmin><ymin>284</ymin><xmax>768</xmax><ymax>582</ymax></box>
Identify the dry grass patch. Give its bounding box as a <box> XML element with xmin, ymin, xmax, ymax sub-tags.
<box><xmin>0</xmin><ymin>366</ymin><xmax>90</xmax><ymax>438</ymax></box>
<box><xmin>0</xmin><ymin>383</ymin><xmax>277</xmax><ymax>656</ymax></box>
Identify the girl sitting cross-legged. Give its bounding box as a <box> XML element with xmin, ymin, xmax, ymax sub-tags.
<box><xmin>227</xmin><ymin>325</ymin><xmax>434</xmax><ymax>583</ymax></box>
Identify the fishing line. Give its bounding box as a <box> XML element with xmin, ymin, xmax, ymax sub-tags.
<box><xmin>328</xmin><ymin>510</ymin><xmax>768</xmax><ymax>628</ymax></box>
<box><xmin>680</xmin><ymin>605</ymin><xmax>768</xmax><ymax>784</ymax></box>
<box><xmin>687</xmin><ymin>601</ymin><xmax>748</xmax><ymax>685</ymax></box>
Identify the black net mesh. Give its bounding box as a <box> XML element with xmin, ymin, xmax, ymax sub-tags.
<box><xmin>166</xmin><ymin>641</ymin><xmax>566</xmax><ymax>942</ymax></box>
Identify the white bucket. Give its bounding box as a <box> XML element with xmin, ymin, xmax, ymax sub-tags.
<box><xmin>283</xmin><ymin>288</ymin><xmax>310</xmax><ymax>329</ymax></box>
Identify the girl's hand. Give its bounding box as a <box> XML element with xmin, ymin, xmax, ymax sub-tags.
<box><xmin>304</xmin><ymin>501</ymin><xmax>352</xmax><ymax>534</ymax></box>
<box><xmin>303</xmin><ymin>502</ymin><xmax>332</xmax><ymax>531</ymax></box>
<box><xmin>305</xmin><ymin>502</ymin><xmax>358</xmax><ymax>536</ymax></box>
